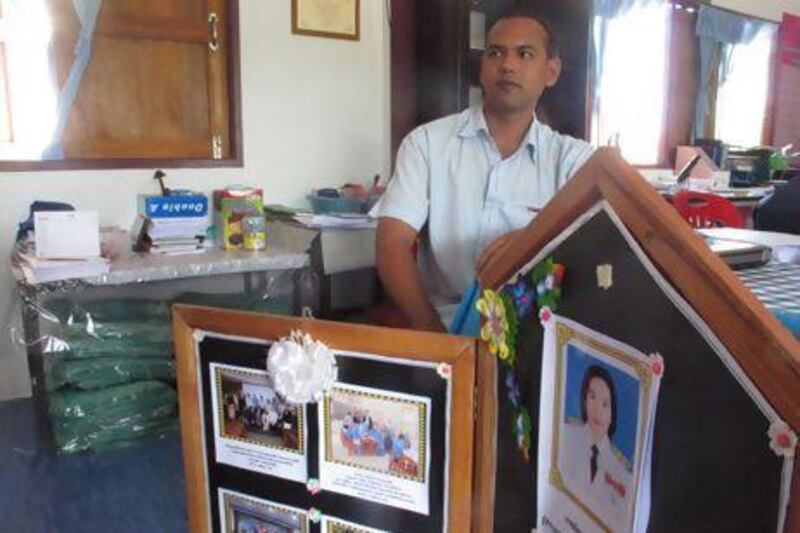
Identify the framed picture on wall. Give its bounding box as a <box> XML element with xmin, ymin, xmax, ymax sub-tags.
<box><xmin>291</xmin><ymin>0</ymin><xmax>360</xmax><ymax>41</ymax></box>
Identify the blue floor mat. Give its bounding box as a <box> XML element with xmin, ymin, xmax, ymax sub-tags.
<box><xmin>0</xmin><ymin>398</ymin><xmax>188</xmax><ymax>533</ymax></box>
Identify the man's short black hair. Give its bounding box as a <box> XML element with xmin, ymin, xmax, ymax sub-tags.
<box><xmin>488</xmin><ymin>4</ymin><xmax>561</xmax><ymax>59</ymax></box>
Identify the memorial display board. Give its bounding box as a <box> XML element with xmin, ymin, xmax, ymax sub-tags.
<box><xmin>173</xmin><ymin>306</ymin><xmax>478</xmax><ymax>533</ymax></box>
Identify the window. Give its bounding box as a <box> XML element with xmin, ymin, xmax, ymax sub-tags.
<box><xmin>0</xmin><ymin>0</ymin><xmax>58</xmax><ymax>158</ymax></box>
<box><xmin>0</xmin><ymin>0</ymin><xmax>241</xmax><ymax>169</ymax></box>
<box><xmin>591</xmin><ymin>2</ymin><xmax>671</xmax><ymax>166</ymax></box>
<box><xmin>714</xmin><ymin>31</ymin><xmax>774</xmax><ymax>147</ymax></box>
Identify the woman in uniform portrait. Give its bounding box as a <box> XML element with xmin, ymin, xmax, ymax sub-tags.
<box><xmin>560</xmin><ymin>364</ymin><xmax>632</xmax><ymax>531</ymax></box>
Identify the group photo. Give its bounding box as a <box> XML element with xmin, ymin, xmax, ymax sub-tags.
<box><xmin>217</xmin><ymin>367</ymin><xmax>302</xmax><ymax>452</ymax></box>
<box><xmin>222</xmin><ymin>492</ymin><xmax>305</xmax><ymax>533</ymax></box>
<box><xmin>325</xmin><ymin>386</ymin><xmax>426</xmax><ymax>481</ymax></box>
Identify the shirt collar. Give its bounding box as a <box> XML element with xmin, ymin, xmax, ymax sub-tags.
<box><xmin>458</xmin><ymin>106</ymin><xmax>539</xmax><ymax>161</ymax></box>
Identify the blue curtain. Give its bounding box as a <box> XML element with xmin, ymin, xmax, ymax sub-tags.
<box><xmin>694</xmin><ymin>5</ymin><xmax>778</xmax><ymax>140</ymax></box>
<box><xmin>42</xmin><ymin>0</ymin><xmax>102</xmax><ymax>160</ymax></box>
<box><xmin>590</xmin><ymin>0</ymin><xmax>663</xmax><ymax>144</ymax></box>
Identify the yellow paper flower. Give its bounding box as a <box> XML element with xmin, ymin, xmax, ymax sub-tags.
<box><xmin>476</xmin><ymin>289</ymin><xmax>510</xmax><ymax>360</ymax></box>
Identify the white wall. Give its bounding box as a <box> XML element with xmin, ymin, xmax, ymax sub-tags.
<box><xmin>713</xmin><ymin>0</ymin><xmax>800</xmax><ymax>20</ymax></box>
<box><xmin>0</xmin><ymin>2</ymin><xmax>391</xmax><ymax>400</ymax></box>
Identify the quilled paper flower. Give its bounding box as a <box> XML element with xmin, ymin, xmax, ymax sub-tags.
<box><xmin>539</xmin><ymin>306</ymin><xmax>553</xmax><ymax>326</ymax></box>
<box><xmin>510</xmin><ymin>278</ymin><xmax>535</xmax><ymax>317</ymax></box>
<box><xmin>505</xmin><ymin>369</ymin><xmax>521</xmax><ymax>409</ymax></box>
<box><xmin>515</xmin><ymin>408</ymin><xmax>532</xmax><ymax>463</ymax></box>
<box><xmin>436</xmin><ymin>363</ymin><xmax>452</xmax><ymax>379</ymax></box>
<box><xmin>267</xmin><ymin>331</ymin><xmax>337</xmax><ymax>404</ymax></box>
<box><xmin>306</xmin><ymin>478</ymin><xmax>321</xmax><ymax>495</ymax></box>
<box><xmin>308</xmin><ymin>508</ymin><xmax>322</xmax><ymax>523</ymax></box>
<box><xmin>537</xmin><ymin>281</ymin><xmax>547</xmax><ymax>296</ymax></box>
<box><xmin>768</xmin><ymin>421</ymin><xmax>797</xmax><ymax>457</ymax></box>
<box><xmin>477</xmin><ymin>289</ymin><xmax>510</xmax><ymax>360</ymax></box>
<box><xmin>649</xmin><ymin>352</ymin><xmax>665</xmax><ymax>378</ymax></box>
<box><xmin>552</xmin><ymin>263</ymin><xmax>566</xmax><ymax>285</ymax></box>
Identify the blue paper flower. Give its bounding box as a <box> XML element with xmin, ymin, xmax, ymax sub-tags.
<box><xmin>505</xmin><ymin>369</ymin><xmax>521</xmax><ymax>408</ymax></box>
<box><xmin>510</xmin><ymin>278</ymin><xmax>535</xmax><ymax>317</ymax></box>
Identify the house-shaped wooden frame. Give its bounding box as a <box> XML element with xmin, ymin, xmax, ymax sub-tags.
<box><xmin>474</xmin><ymin>149</ymin><xmax>800</xmax><ymax>532</ymax></box>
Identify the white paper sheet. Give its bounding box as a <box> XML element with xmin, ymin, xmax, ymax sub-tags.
<box><xmin>34</xmin><ymin>210</ymin><xmax>100</xmax><ymax>258</ymax></box>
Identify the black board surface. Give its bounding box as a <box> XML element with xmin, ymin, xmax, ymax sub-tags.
<box><xmin>198</xmin><ymin>336</ymin><xmax>449</xmax><ymax>532</ymax></box>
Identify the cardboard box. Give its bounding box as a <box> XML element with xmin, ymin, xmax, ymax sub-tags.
<box><xmin>213</xmin><ymin>187</ymin><xmax>264</xmax><ymax>250</ymax></box>
<box><xmin>137</xmin><ymin>194</ymin><xmax>208</xmax><ymax>219</ymax></box>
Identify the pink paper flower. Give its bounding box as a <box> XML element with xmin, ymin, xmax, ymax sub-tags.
<box><xmin>436</xmin><ymin>363</ymin><xmax>452</xmax><ymax>379</ymax></box>
<box><xmin>306</xmin><ymin>478</ymin><xmax>321</xmax><ymax>495</ymax></box>
<box><xmin>308</xmin><ymin>507</ymin><xmax>322</xmax><ymax>523</ymax></box>
<box><xmin>649</xmin><ymin>352</ymin><xmax>665</xmax><ymax>378</ymax></box>
<box><xmin>768</xmin><ymin>421</ymin><xmax>797</xmax><ymax>457</ymax></box>
<box><xmin>539</xmin><ymin>306</ymin><xmax>553</xmax><ymax>326</ymax></box>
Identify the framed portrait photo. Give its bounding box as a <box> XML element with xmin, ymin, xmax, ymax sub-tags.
<box><xmin>540</xmin><ymin>316</ymin><xmax>661</xmax><ymax>533</ymax></box>
<box><xmin>291</xmin><ymin>0</ymin><xmax>360</xmax><ymax>41</ymax></box>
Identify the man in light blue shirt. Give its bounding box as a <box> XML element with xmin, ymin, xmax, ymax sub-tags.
<box><xmin>373</xmin><ymin>6</ymin><xmax>594</xmax><ymax>331</ymax></box>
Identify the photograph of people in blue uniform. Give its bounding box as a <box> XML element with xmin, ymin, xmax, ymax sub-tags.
<box><xmin>557</xmin><ymin>343</ymin><xmax>641</xmax><ymax>532</ymax></box>
<box><xmin>326</xmin><ymin>386</ymin><xmax>426</xmax><ymax>481</ymax></box>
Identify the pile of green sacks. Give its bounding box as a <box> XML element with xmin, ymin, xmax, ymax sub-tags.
<box><xmin>43</xmin><ymin>291</ymin><xmax>292</xmax><ymax>453</ymax></box>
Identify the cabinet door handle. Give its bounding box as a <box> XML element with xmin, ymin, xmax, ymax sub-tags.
<box><xmin>208</xmin><ymin>12</ymin><xmax>220</xmax><ymax>52</ymax></box>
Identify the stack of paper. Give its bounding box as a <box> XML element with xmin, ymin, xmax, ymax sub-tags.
<box><xmin>15</xmin><ymin>211</ymin><xmax>111</xmax><ymax>284</ymax></box>
<box><xmin>292</xmin><ymin>212</ymin><xmax>376</xmax><ymax>229</ymax></box>
<box><xmin>15</xmin><ymin>252</ymin><xmax>110</xmax><ymax>283</ymax></box>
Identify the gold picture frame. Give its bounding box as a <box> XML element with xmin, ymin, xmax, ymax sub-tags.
<box><xmin>291</xmin><ymin>0</ymin><xmax>360</xmax><ymax>41</ymax></box>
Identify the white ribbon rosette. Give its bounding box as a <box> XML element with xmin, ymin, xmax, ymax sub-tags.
<box><xmin>267</xmin><ymin>330</ymin><xmax>337</xmax><ymax>404</ymax></box>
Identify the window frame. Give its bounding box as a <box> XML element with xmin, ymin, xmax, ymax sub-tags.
<box><xmin>0</xmin><ymin>0</ymin><xmax>243</xmax><ymax>172</ymax></box>
<box><xmin>0</xmin><ymin>1</ymin><xmax>14</xmax><ymax>146</ymax></box>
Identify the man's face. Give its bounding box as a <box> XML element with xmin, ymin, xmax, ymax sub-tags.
<box><xmin>479</xmin><ymin>17</ymin><xmax>561</xmax><ymax>115</ymax></box>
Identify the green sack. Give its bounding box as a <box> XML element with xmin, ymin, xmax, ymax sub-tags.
<box><xmin>173</xmin><ymin>291</ymin><xmax>292</xmax><ymax>315</ymax></box>
<box><xmin>60</xmin><ymin>321</ymin><xmax>173</xmax><ymax>344</ymax></box>
<box><xmin>49</xmin><ymin>380</ymin><xmax>176</xmax><ymax>419</ymax></box>
<box><xmin>53</xmin><ymin>410</ymin><xmax>178</xmax><ymax>453</ymax></box>
<box><xmin>49</xmin><ymin>380</ymin><xmax>178</xmax><ymax>453</ymax></box>
<box><xmin>46</xmin><ymin>337</ymin><xmax>173</xmax><ymax>360</ymax></box>
<box><xmin>42</xmin><ymin>298</ymin><xmax>172</xmax><ymax>324</ymax></box>
<box><xmin>46</xmin><ymin>357</ymin><xmax>176</xmax><ymax>391</ymax></box>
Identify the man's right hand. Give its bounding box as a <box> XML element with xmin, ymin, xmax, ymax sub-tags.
<box><xmin>376</xmin><ymin>217</ymin><xmax>446</xmax><ymax>332</ymax></box>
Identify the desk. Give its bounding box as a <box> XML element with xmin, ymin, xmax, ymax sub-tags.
<box><xmin>699</xmin><ymin>228</ymin><xmax>800</xmax><ymax>263</ymax></box>
<box><xmin>13</xmin><ymin>241</ymin><xmax>311</xmax><ymax>451</ymax></box>
<box><xmin>736</xmin><ymin>263</ymin><xmax>800</xmax><ymax>339</ymax></box>
<box><xmin>268</xmin><ymin>219</ymin><xmax>378</xmax><ymax>318</ymax></box>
